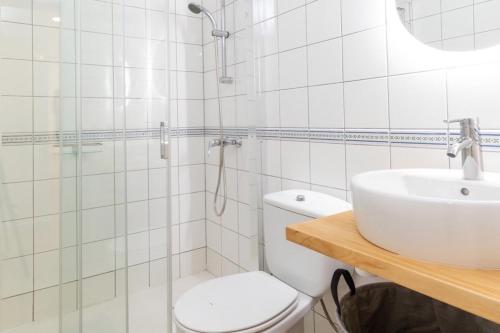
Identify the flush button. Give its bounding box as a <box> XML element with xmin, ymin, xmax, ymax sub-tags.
<box><xmin>296</xmin><ymin>195</ymin><xmax>305</xmax><ymax>202</ymax></box>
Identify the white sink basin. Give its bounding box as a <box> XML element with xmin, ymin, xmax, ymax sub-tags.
<box><xmin>351</xmin><ymin>169</ymin><xmax>500</xmax><ymax>269</ymax></box>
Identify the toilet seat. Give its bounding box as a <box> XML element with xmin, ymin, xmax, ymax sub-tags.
<box><xmin>174</xmin><ymin>271</ymin><xmax>300</xmax><ymax>333</ymax></box>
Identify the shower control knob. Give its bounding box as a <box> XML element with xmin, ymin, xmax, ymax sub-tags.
<box><xmin>296</xmin><ymin>195</ymin><xmax>305</xmax><ymax>202</ymax></box>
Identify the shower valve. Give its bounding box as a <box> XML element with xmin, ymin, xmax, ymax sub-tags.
<box><xmin>207</xmin><ymin>137</ymin><xmax>242</xmax><ymax>156</ymax></box>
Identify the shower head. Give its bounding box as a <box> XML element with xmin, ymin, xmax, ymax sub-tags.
<box><xmin>188</xmin><ymin>3</ymin><xmax>202</xmax><ymax>14</ymax></box>
<box><xmin>187</xmin><ymin>3</ymin><xmax>217</xmax><ymax>30</ymax></box>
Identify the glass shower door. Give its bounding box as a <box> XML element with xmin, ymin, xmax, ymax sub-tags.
<box><xmin>0</xmin><ymin>0</ymin><xmax>172</xmax><ymax>332</ymax></box>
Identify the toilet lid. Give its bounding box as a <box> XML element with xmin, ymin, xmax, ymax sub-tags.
<box><xmin>174</xmin><ymin>271</ymin><xmax>299</xmax><ymax>333</ymax></box>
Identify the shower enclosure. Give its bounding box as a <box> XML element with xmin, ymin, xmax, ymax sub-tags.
<box><xmin>0</xmin><ymin>0</ymin><xmax>258</xmax><ymax>332</ymax></box>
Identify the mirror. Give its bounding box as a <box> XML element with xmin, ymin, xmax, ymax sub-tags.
<box><xmin>395</xmin><ymin>0</ymin><xmax>500</xmax><ymax>51</ymax></box>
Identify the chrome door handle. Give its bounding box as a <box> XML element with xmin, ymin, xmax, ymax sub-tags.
<box><xmin>160</xmin><ymin>122</ymin><xmax>169</xmax><ymax>160</ymax></box>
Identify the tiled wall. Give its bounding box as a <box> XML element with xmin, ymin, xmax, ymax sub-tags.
<box><xmin>201</xmin><ymin>0</ymin><xmax>260</xmax><ymax>277</ymax></box>
<box><xmin>397</xmin><ymin>0</ymin><xmax>500</xmax><ymax>51</ymax></box>
<box><xmin>253</xmin><ymin>0</ymin><xmax>500</xmax><ymax>331</ymax></box>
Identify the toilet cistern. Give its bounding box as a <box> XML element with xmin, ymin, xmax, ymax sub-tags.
<box><xmin>445</xmin><ymin>118</ymin><xmax>483</xmax><ymax>180</ymax></box>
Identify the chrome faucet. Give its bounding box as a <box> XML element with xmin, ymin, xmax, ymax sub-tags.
<box><xmin>444</xmin><ymin>118</ymin><xmax>483</xmax><ymax>180</ymax></box>
<box><xmin>207</xmin><ymin>137</ymin><xmax>242</xmax><ymax>156</ymax></box>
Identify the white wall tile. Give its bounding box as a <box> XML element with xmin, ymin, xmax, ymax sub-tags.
<box><xmin>1</xmin><ymin>22</ymin><xmax>32</xmax><ymax>60</ymax></box>
<box><xmin>281</xmin><ymin>140</ymin><xmax>310</xmax><ymax>182</ymax></box>
<box><xmin>442</xmin><ymin>7</ymin><xmax>473</xmax><ymax>40</ymax></box>
<box><xmin>279</xmin><ymin>87</ymin><xmax>308</xmax><ymax>127</ymax></box>
<box><xmin>1</xmin><ymin>59</ymin><xmax>32</xmax><ymax>96</ymax></box>
<box><xmin>81</xmin><ymin>32</ymin><xmax>113</xmax><ymax>66</ymax></box>
<box><xmin>180</xmin><ymin>220</ymin><xmax>206</xmax><ymax>252</ymax></box>
<box><xmin>33</xmin><ymin>0</ymin><xmax>74</xmax><ymax>28</ymax></box>
<box><xmin>150</xmin><ymin>197</ymin><xmax>168</xmax><ymax>229</ymax></box>
<box><xmin>342</xmin><ymin>0</ymin><xmax>385</xmax><ymax>34</ymax></box>
<box><xmin>179</xmin><ymin>164</ymin><xmax>205</xmax><ymax>194</ymax></box>
<box><xmin>1</xmin><ymin>255</ymin><xmax>33</xmax><ymax>298</ymax></box>
<box><xmin>260</xmin><ymin>55</ymin><xmax>280</xmax><ymax>92</ymax></box>
<box><xmin>1</xmin><ymin>0</ymin><xmax>32</xmax><ymax>24</ymax></box>
<box><xmin>278</xmin><ymin>6</ymin><xmax>306</xmax><ymax>51</ymax></box>
<box><xmin>279</xmin><ymin>47</ymin><xmax>308</xmax><ymax>89</ymax></box>
<box><xmin>34</xmin><ymin>286</ymin><xmax>61</xmax><ymax>322</ymax></box>
<box><xmin>308</xmin><ymin>83</ymin><xmax>344</xmax><ymax>128</ymax></box>
<box><xmin>344</xmin><ymin>77</ymin><xmax>388</xmax><ymax>128</ymax></box>
<box><xmin>221</xmin><ymin>199</ymin><xmax>238</xmax><ymax>232</ymax></box>
<box><xmin>307</xmin><ymin>38</ymin><xmax>343</xmax><ymax>85</ymax></box>
<box><xmin>475</xmin><ymin>0</ymin><xmax>500</xmax><ymax>33</ymax></box>
<box><xmin>207</xmin><ymin>220</ymin><xmax>221</xmax><ymax>252</ymax></box>
<box><xmin>34</xmin><ymin>216</ymin><xmax>57</xmax><ymax>253</ymax></box>
<box><xmin>81</xmin><ymin>65</ymin><xmax>114</xmax><ymax>98</ymax></box>
<box><xmin>0</xmin><ymin>292</ymin><xmax>33</xmax><ymax>331</ymax></box>
<box><xmin>180</xmin><ymin>248</ymin><xmax>206</xmax><ymax>277</ymax></box>
<box><xmin>82</xmin><ymin>174</ymin><xmax>114</xmax><ymax>209</ymax></box>
<box><xmin>306</xmin><ymin>0</ymin><xmax>341</xmax><ymax>44</ymax></box>
<box><xmin>1</xmin><ymin>182</ymin><xmax>33</xmax><ymax>221</ymax></box>
<box><xmin>176</xmin><ymin>15</ymin><xmax>202</xmax><ymax>44</ymax></box>
<box><xmin>277</xmin><ymin>0</ymin><xmax>304</xmax><ymax>15</ymax></box>
<box><xmin>83</xmin><ymin>206</ymin><xmax>116</xmax><ymax>242</ymax></box>
<box><xmin>389</xmin><ymin>70</ymin><xmax>447</xmax><ymax>128</ymax></box>
<box><xmin>310</xmin><ymin>142</ymin><xmax>346</xmax><ymax>189</ymax></box>
<box><xmin>346</xmin><ymin>144</ymin><xmax>390</xmax><ymax>190</ymax></box>
<box><xmin>127</xmin><ymin>170</ymin><xmax>149</xmax><ymax>202</ymax></box>
<box><xmin>412</xmin><ymin>15</ymin><xmax>442</xmax><ymax>44</ymax></box>
<box><xmin>0</xmin><ymin>97</ymin><xmax>33</xmax><ymax>133</ymax></box>
<box><xmin>0</xmin><ymin>218</ymin><xmax>33</xmax><ymax>260</ymax></box>
<box><xmin>179</xmin><ymin>192</ymin><xmax>205</xmax><ymax>223</ymax></box>
<box><xmin>0</xmin><ymin>145</ymin><xmax>33</xmax><ymax>183</ymax></box>
<box><xmin>238</xmin><ymin>235</ymin><xmax>258</xmax><ymax>271</ymax></box>
<box><xmin>82</xmin><ymin>239</ymin><xmax>116</xmax><ymax>277</ymax></box>
<box><xmin>261</xmin><ymin>140</ymin><xmax>281</xmax><ymax>177</ymax></box>
<box><xmin>255</xmin><ymin>18</ymin><xmax>278</xmax><ymax>56</ymax></box>
<box><xmin>82</xmin><ymin>272</ymin><xmax>115</xmax><ymax>307</ymax></box>
<box><xmin>441</xmin><ymin>0</ymin><xmax>472</xmax><ymax>11</ymax></box>
<box><xmin>343</xmin><ymin>27</ymin><xmax>387</xmax><ymax>81</ymax></box>
<box><xmin>34</xmin><ymin>250</ymin><xmax>59</xmax><ymax>290</ymax></box>
<box><xmin>81</xmin><ymin>0</ymin><xmax>112</xmax><ymax>34</ymax></box>
<box><xmin>221</xmin><ymin>228</ymin><xmax>238</xmax><ymax>263</ymax></box>
<box><xmin>391</xmin><ymin>147</ymin><xmax>449</xmax><ymax>169</ymax></box>
<box><xmin>128</xmin><ymin>232</ymin><xmax>149</xmax><ymax>266</ymax></box>
<box><xmin>150</xmin><ymin>228</ymin><xmax>167</xmax><ymax>260</ymax></box>
<box><xmin>447</xmin><ymin>63</ymin><xmax>500</xmax><ymax>128</ymax></box>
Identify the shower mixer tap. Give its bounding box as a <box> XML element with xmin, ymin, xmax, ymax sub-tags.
<box><xmin>208</xmin><ymin>137</ymin><xmax>242</xmax><ymax>156</ymax></box>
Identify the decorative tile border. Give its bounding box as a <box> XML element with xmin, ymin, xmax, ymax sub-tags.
<box><xmin>1</xmin><ymin>127</ymin><xmax>205</xmax><ymax>146</ymax></box>
<box><xmin>3</xmin><ymin>127</ymin><xmax>500</xmax><ymax>150</ymax></box>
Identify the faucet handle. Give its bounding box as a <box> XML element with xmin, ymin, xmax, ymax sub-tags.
<box><xmin>443</xmin><ymin>118</ymin><xmax>477</xmax><ymax>126</ymax></box>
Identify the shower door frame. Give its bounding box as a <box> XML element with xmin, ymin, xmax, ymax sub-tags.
<box><xmin>57</xmin><ymin>0</ymin><xmax>174</xmax><ymax>332</ymax></box>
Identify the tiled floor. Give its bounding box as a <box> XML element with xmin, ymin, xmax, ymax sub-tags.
<box><xmin>3</xmin><ymin>271</ymin><xmax>215</xmax><ymax>333</ymax></box>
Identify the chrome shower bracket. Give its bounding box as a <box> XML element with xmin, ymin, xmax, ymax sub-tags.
<box><xmin>218</xmin><ymin>0</ymin><xmax>232</xmax><ymax>84</ymax></box>
<box><xmin>212</xmin><ymin>30</ymin><xmax>229</xmax><ymax>38</ymax></box>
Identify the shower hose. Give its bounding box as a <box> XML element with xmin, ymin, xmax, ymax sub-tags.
<box><xmin>212</xmin><ymin>35</ymin><xmax>227</xmax><ymax>217</ymax></box>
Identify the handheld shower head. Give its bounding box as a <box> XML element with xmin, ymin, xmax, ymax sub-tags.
<box><xmin>188</xmin><ymin>3</ymin><xmax>202</xmax><ymax>14</ymax></box>
<box><xmin>187</xmin><ymin>3</ymin><xmax>217</xmax><ymax>29</ymax></box>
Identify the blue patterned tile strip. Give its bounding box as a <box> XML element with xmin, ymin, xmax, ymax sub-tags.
<box><xmin>3</xmin><ymin>127</ymin><xmax>500</xmax><ymax>150</ymax></box>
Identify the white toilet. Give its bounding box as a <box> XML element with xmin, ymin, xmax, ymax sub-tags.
<box><xmin>174</xmin><ymin>190</ymin><xmax>353</xmax><ymax>333</ymax></box>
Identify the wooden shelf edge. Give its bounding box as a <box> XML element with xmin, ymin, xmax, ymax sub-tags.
<box><xmin>286</xmin><ymin>211</ymin><xmax>500</xmax><ymax>324</ymax></box>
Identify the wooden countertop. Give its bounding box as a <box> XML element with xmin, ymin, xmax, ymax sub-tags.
<box><xmin>286</xmin><ymin>211</ymin><xmax>500</xmax><ymax>324</ymax></box>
